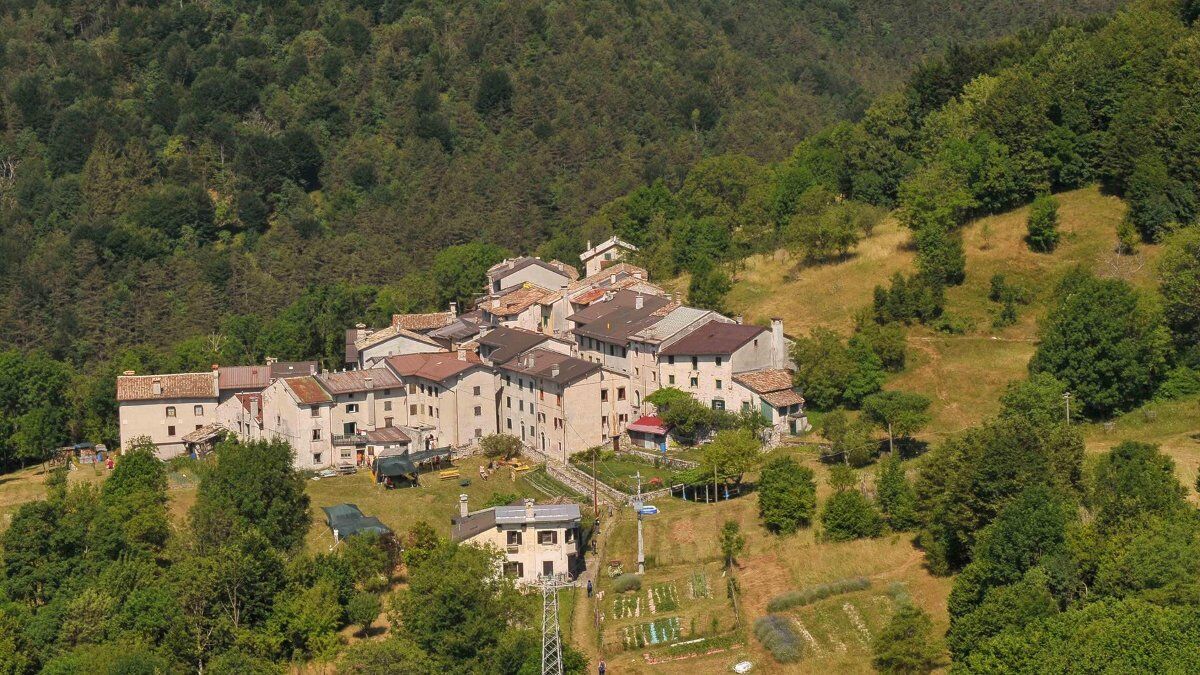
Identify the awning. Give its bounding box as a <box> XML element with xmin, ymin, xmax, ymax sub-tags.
<box><xmin>372</xmin><ymin>455</ymin><xmax>416</xmax><ymax>477</ymax></box>
<box><xmin>628</xmin><ymin>415</ymin><xmax>669</xmax><ymax>436</ymax></box>
<box><xmin>182</xmin><ymin>423</ymin><xmax>226</xmax><ymax>444</ymax></box>
<box><xmin>322</xmin><ymin>503</ymin><xmax>392</xmax><ymax>539</ymax></box>
<box><xmin>407</xmin><ymin>446</ymin><xmax>453</xmax><ymax>463</ymax></box>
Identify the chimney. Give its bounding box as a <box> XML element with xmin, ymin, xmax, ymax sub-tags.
<box><xmin>734</xmin><ymin>315</ymin><xmax>744</xmax><ymax>325</ymax></box>
<box><xmin>122</xmin><ymin>370</ymin><xmax>135</xmax><ymax>376</ymax></box>
<box><xmin>460</xmin><ymin>494</ymin><xmax>469</xmax><ymax>518</ymax></box>
<box><xmin>586</xmin><ymin>239</ymin><xmax>592</xmax><ymax>251</ymax></box>
<box><xmin>609</xmin><ymin>274</ymin><xmax>616</xmax><ymax>285</ymax></box>
<box><xmin>151</xmin><ymin>377</ymin><xmax>162</xmax><ymax>396</ymax></box>
<box><xmin>771</xmin><ymin>318</ymin><xmax>786</xmax><ymax>369</ymax></box>
<box><xmin>250</xmin><ymin>396</ymin><xmax>260</xmax><ymax>426</ymax></box>
<box><xmin>635</xmin><ymin>294</ymin><xmax>644</xmax><ymax>310</ymax></box>
<box><xmin>457</xmin><ymin>347</ymin><xmax>467</xmax><ymax>361</ymax></box>
<box><xmin>309</xmin><ymin>363</ymin><xmax>318</xmax><ymax>375</ymax></box>
<box><xmin>508</xmin><ymin>259</ymin><xmax>515</xmax><ymax>269</ymax></box>
<box><xmin>211</xmin><ymin>363</ymin><xmax>219</xmax><ymax>371</ymax></box>
<box><xmin>551</xmin><ymin>365</ymin><xmax>560</xmax><ymax>379</ymax></box>
<box><xmin>524</xmin><ymin>498</ymin><xmax>535</xmax><ymax>519</ymax></box>
<box><xmin>449</xmin><ymin>301</ymin><xmax>458</xmax><ymax>317</ymax></box>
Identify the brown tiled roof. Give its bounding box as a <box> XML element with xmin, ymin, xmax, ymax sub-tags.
<box><xmin>733</xmin><ymin>369</ymin><xmax>795</xmax><ymax>394</ymax></box>
<box><xmin>283</xmin><ymin>376</ymin><xmax>333</xmax><ymax>404</ymax></box>
<box><xmin>485</xmin><ymin>284</ymin><xmax>554</xmax><ymax>317</ymax></box>
<box><xmin>762</xmin><ymin>389</ymin><xmax>805</xmax><ymax>407</ymax></box>
<box><xmin>659</xmin><ymin>320</ymin><xmax>767</xmax><ymax>356</ymax></box>
<box><xmin>499</xmin><ymin>348</ymin><xmax>600</xmax><ymax>385</ymax></box>
<box><xmin>385</xmin><ymin>352</ymin><xmax>481</xmax><ymax>384</ymax></box>
<box><xmin>365</xmin><ymin>427</ymin><xmax>411</xmax><ymax>443</ymax></box>
<box><xmin>116</xmin><ymin>372</ymin><xmax>218</xmax><ymax>401</ymax></box>
<box><xmin>355</xmin><ymin>324</ymin><xmax>442</xmax><ymax>351</ymax></box>
<box><xmin>477</xmin><ymin>326</ymin><xmax>554</xmax><ymax>364</ymax></box>
<box><xmin>269</xmin><ymin>361</ymin><xmax>318</xmax><ymax>379</ymax></box>
<box><xmin>218</xmin><ymin>365</ymin><xmax>271</xmax><ymax>390</ymax></box>
<box><xmin>573</xmin><ymin>298</ymin><xmax>672</xmax><ymax>343</ymax></box>
<box><xmin>392</xmin><ymin>311</ymin><xmax>456</xmax><ymax>332</ymax></box>
<box><xmin>568</xmin><ymin>289</ymin><xmax>667</xmax><ymax>325</ymax></box>
<box><xmin>317</xmin><ymin>367</ymin><xmax>402</xmax><ymax>394</ymax></box>
<box><xmin>235</xmin><ymin>393</ymin><xmax>263</xmax><ymax>424</ymax></box>
<box><xmin>567</xmin><ymin>262</ymin><xmax>649</xmax><ymax>292</ymax></box>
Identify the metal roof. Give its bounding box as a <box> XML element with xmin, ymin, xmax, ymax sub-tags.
<box><xmin>494</xmin><ymin>503</ymin><xmax>581</xmax><ymax>524</ymax></box>
<box><xmin>630</xmin><ymin>306</ymin><xmax>714</xmax><ymax>344</ymax></box>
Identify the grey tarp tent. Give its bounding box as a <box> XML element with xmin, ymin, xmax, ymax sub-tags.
<box><xmin>321</xmin><ymin>503</ymin><xmax>392</xmax><ymax>542</ymax></box>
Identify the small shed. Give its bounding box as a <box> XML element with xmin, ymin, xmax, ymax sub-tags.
<box><xmin>627</xmin><ymin>415</ymin><xmax>670</xmax><ymax>452</ymax></box>
<box><xmin>321</xmin><ymin>503</ymin><xmax>392</xmax><ymax>543</ymax></box>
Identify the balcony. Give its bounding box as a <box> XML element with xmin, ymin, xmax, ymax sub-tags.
<box><xmin>332</xmin><ymin>432</ymin><xmax>368</xmax><ymax>446</ymax></box>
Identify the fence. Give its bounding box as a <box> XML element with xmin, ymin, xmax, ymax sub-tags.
<box><xmin>520</xmin><ymin>446</ymin><xmax>629</xmax><ymax>505</ymax></box>
<box><xmin>618</xmin><ymin>448</ymin><xmax>698</xmax><ymax>470</ymax></box>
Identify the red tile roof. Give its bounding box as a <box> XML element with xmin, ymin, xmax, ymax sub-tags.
<box><xmin>116</xmin><ymin>372</ymin><xmax>218</xmax><ymax>401</ymax></box>
<box><xmin>317</xmin><ymin>367</ymin><xmax>402</xmax><ymax>394</ymax></box>
<box><xmin>392</xmin><ymin>311</ymin><xmax>456</xmax><ymax>332</ymax></box>
<box><xmin>762</xmin><ymin>389</ymin><xmax>806</xmax><ymax>407</ymax></box>
<box><xmin>659</xmin><ymin>320</ymin><xmax>767</xmax><ymax>356</ymax></box>
<box><xmin>732</xmin><ymin>369</ymin><xmax>794</xmax><ymax>394</ymax></box>
<box><xmin>485</xmin><ymin>284</ymin><xmax>554</xmax><ymax>317</ymax></box>
<box><xmin>385</xmin><ymin>352</ymin><xmax>481</xmax><ymax>384</ymax></box>
<box><xmin>283</xmin><ymin>376</ymin><xmax>333</xmax><ymax>404</ymax></box>
<box><xmin>628</xmin><ymin>415</ymin><xmax>669</xmax><ymax>435</ymax></box>
<box><xmin>217</xmin><ymin>365</ymin><xmax>271</xmax><ymax>390</ymax></box>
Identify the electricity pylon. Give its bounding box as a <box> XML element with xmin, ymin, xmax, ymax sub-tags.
<box><xmin>541</xmin><ymin>573</ymin><xmax>572</xmax><ymax>675</ymax></box>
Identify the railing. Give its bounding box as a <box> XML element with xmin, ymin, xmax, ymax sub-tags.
<box><xmin>331</xmin><ymin>432</ymin><xmax>368</xmax><ymax>445</ymax></box>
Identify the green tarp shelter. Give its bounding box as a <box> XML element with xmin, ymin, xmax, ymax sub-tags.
<box><xmin>321</xmin><ymin>503</ymin><xmax>392</xmax><ymax>541</ymax></box>
<box><xmin>372</xmin><ymin>455</ymin><xmax>416</xmax><ymax>478</ymax></box>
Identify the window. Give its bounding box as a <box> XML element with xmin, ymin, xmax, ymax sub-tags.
<box><xmin>668</xmin><ymin>374</ymin><xmax>675</xmax><ymax>385</ymax></box>
<box><xmin>542</xmin><ymin>561</ymin><xmax>554</xmax><ymax>576</ymax></box>
<box><xmin>503</xmin><ymin>561</ymin><xmax>524</xmax><ymax>578</ymax></box>
<box><xmin>566</xmin><ymin>528</ymin><xmax>576</xmax><ymax>544</ymax></box>
<box><xmin>712</xmin><ymin>398</ymin><xmax>726</xmax><ymax>411</ymax></box>
<box><xmin>741</xmin><ymin>401</ymin><xmax>752</xmax><ymax>413</ymax></box>
<box><xmin>506</xmin><ymin>396</ymin><xmax>512</xmax><ymax>409</ymax></box>
<box><xmin>620</xmin><ymin>347</ymin><xmax>627</xmax><ymax>358</ymax></box>
<box><xmin>408</xmin><ymin>383</ymin><xmax>417</xmax><ymax>394</ymax></box>
<box><xmin>600</xmin><ymin>389</ymin><xmax>608</xmax><ymax>402</ymax></box>
<box><xmin>419</xmin><ymin>383</ymin><xmax>426</xmax><ymax>394</ymax></box>
<box><xmin>312</xmin><ymin>453</ymin><xmax>322</xmax><ymax>464</ymax></box>
<box><xmin>410</xmin><ymin>404</ymin><xmax>418</xmax><ymax>415</ymax></box>
<box><xmin>540</xmin><ymin>389</ymin><xmax>545</xmax><ymax>401</ymax></box>
<box><xmin>383</xmin><ymin>401</ymin><xmax>392</xmax><ymax>411</ymax></box>
<box><xmin>384</xmin><ymin>417</ymin><xmax>393</xmax><ymax>427</ymax></box>
<box><xmin>383</xmin><ymin>389</ymin><xmax>390</xmax><ymax>395</ymax></box>
<box><xmin>668</xmin><ymin>355</ymin><xmax>675</xmax><ymax>365</ymax></box>
<box><xmin>346</xmin><ymin>403</ymin><xmax>359</xmax><ymax>413</ymax></box>
<box><xmin>473</xmin><ymin>385</ymin><xmax>481</xmax><ymax>396</ymax></box>
<box><xmin>519</xmin><ymin>400</ymin><xmax>524</xmax><ymax>412</ymax></box>
<box><xmin>691</xmin><ymin>356</ymin><xmax>698</xmax><ymax>369</ymax></box>
<box><xmin>716</xmin><ymin>356</ymin><xmax>723</xmax><ymax>366</ymax></box>
<box><xmin>518</xmin><ymin>378</ymin><xmax>524</xmax><ymax>390</ymax></box>
<box><xmin>340</xmin><ymin>449</ymin><xmax>352</xmax><ymax>459</ymax></box>
<box><xmin>193</xmin><ymin>405</ymin><xmax>204</xmax><ymax>416</ymax></box>
<box><xmin>312</xmin><ymin>429</ymin><xmax>322</xmax><ymax>440</ymax></box>
<box><xmin>602</xmin><ymin>416</ymin><xmax>608</xmax><ymax>429</ymax></box>
<box><xmin>715</xmin><ymin>379</ymin><xmax>723</xmax><ymax>390</ymax></box>
<box><xmin>310</xmin><ymin>406</ymin><xmax>320</xmax><ymax>417</ymax></box>
<box><xmin>165</xmin><ymin>406</ymin><xmax>176</xmax><ymax>417</ymax></box>
<box><xmin>167</xmin><ymin>425</ymin><xmax>176</xmax><ymax>436</ymax></box>
<box><xmin>474</xmin><ymin>406</ymin><xmax>482</xmax><ymax>416</ymax></box>
<box><xmin>475</xmin><ymin>428</ymin><xmax>483</xmax><ymax>438</ymax></box>
<box><xmin>506</xmin><ymin>418</ymin><xmax>513</xmax><ymax>430</ymax></box>
<box><xmin>617</xmin><ymin>387</ymin><xmax>626</xmax><ymax>401</ymax></box>
<box><xmin>195</xmin><ymin>424</ymin><xmax>203</xmax><ymax>430</ymax></box>
<box><xmin>778</xmin><ymin>407</ymin><xmax>788</xmax><ymax>417</ymax></box>
<box><xmin>690</xmin><ymin>376</ymin><xmax>698</xmax><ymax>387</ymax></box>
<box><xmin>538</xmin><ymin>531</ymin><xmax>558</xmax><ymax>545</ymax></box>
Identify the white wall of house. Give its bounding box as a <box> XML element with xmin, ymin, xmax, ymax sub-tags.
<box><xmin>357</xmin><ymin>334</ymin><xmax>441</xmax><ymax>368</ymax></box>
<box><xmin>119</xmin><ymin>397</ymin><xmax>218</xmax><ymax>459</ymax></box>
<box><xmin>216</xmin><ymin>396</ymin><xmax>264</xmax><ymax>443</ymax></box>
<box><xmin>260</xmin><ymin>380</ymin><xmax>332</xmax><ymax>470</ymax></box>
<box><xmin>490</xmin><ymin>264</ymin><xmax>571</xmax><ymax>295</ymax></box>
<box><xmin>659</xmin><ymin>353</ymin><xmax>748</xmax><ymax>411</ymax></box>
<box><xmin>462</xmin><ymin>516</ymin><xmax>579</xmax><ymax>583</ymax></box>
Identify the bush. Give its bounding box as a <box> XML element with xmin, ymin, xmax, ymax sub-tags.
<box><xmin>346</xmin><ymin>592</ymin><xmax>382</xmax><ymax>636</ymax></box>
<box><xmin>1026</xmin><ymin>194</ymin><xmax>1061</xmax><ymax>252</ymax></box>
<box><xmin>479</xmin><ymin>433</ymin><xmax>523</xmax><ymax>459</ymax></box>
<box><xmin>1156</xmin><ymin>366</ymin><xmax>1200</xmax><ymax>400</ymax></box>
<box><xmin>758</xmin><ymin>456</ymin><xmax>818</xmax><ymax>534</ymax></box>
<box><xmin>754</xmin><ymin>614</ymin><xmax>803</xmax><ymax>663</ymax></box>
<box><xmin>872</xmin><ymin>273</ymin><xmax>944</xmax><ymax>326</ymax></box>
<box><xmin>613</xmin><ymin>574</ymin><xmax>642</xmax><ymax>593</ymax></box>
<box><xmin>821</xmin><ymin>490</ymin><xmax>884</xmax><ymax>541</ymax></box>
<box><xmin>767</xmin><ymin>577</ymin><xmax>871</xmax><ymax>612</ymax></box>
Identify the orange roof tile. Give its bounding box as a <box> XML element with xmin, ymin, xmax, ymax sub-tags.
<box><xmin>116</xmin><ymin>372</ymin><xmax>218</xmax><ymax>401</ymax></box>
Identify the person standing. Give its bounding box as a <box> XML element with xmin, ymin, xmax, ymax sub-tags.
<box><xmin>587</xmin><ymin>579</ymin><xmax>593</xmax><ymax>597</ymax></box>
<box><xmin>598</xmin><ymin>660</ymin><xmax>606</xmax><ymax>675</ymax></box>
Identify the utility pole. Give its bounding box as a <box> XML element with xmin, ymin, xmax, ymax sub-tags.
<box><xmin>540</xmin><ymin>574</ymin><xmax>571</xmax><ymax>675</ymax></box>
<box><xmin>635</xmin><ymin>471</ymin><xmax>645</xmax><ymax>574</ymax></box>
<box><xmin>592</xmin><ymin>448</ymin><xmax>599</xmax><ymax>519</ymax></box>
<box><xmin>1063</xmin><ymin>392</ymin><xmax>1072</xmax><ymax>425</ymax></box>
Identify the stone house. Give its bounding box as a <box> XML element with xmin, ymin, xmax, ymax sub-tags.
<box><xmin>260</xmin><ymin>375</ymin><xmax>335</xmax><ymax>470</ymax></box>
<box><xmin>657</xmin><ymin>319</ymin><xmax>789</xmax><ymax>412</ymax></box>
<box><xmin>732</xmin><ymin>369</ymin><xmax>810</xmax><ymax>435</ymax></box>
<box><xmin>382</xmin><ymin>352</ymin><xmax>497</xmax><ymax>449</ymax></box>
<box><xmin>116</xmin><ymin>370</ymin><xmax>220</xmax><ymax>459</ymax></box>
<box><xmin>451</xmin><ymin>496</ymin><xmax>582</xmax><ymax>583</ymax></box>
<box><xmin>315</xmin><ymin>368</ymin><xmax>407</xmax><ymax>467</ymax></box>
<box><xmin>579</xmin><ymin>236</ymin><xmax>637</xmax><ymax>277</ymax></box>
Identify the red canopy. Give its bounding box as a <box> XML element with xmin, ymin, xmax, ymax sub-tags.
<box><xmin>628</xmin><ymin>415</ymin><xmax>669</xmax><ymax>436</ymax></box>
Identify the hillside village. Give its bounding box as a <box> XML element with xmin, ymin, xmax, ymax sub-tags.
<box><xmin>116</xmin><ymin>236</ymin><xmax>805</xmax><ymax>471</ymax></box>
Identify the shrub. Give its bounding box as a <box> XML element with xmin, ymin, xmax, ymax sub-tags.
<box><xmin>1156</xmin><ymin>366</ymin><xmax>1200</xmax><ymax>400</ymax></box>
<box><xmin>1026</xmin><ymin>194</ymin><xmax>1061</xmax><ymax>252</ymax></box>
<box><xmin>754</xmin><ymin>614</ymin><xmax>803</xmax><ymax>663</ymax></box>
<box><xmin>480</xmin><ymin>433</ymin><xmax>523</xmax><ymax>459</ymax></box>
<box><xmin>821</xmin><ymin>490</ymin><xmax>884</xmax><ymax>541</ymax></box>
<box><xmin>767</xmin><ymin>577</ymin><xmax>872</xmax><ymax>612</ymax></box>
<box><xmin>613</xmin><ymin>574</ymin><xmax>642</xmax><ymax>593</ymax></box>
<box><xmin>758</xmin><ymin>456</ymin><xmax>817</xmax><ymax>534</ymax></box>
<box><xmin>872</xmin><ymin>273</ymin><xmax>944</xmax><ymax>326</ymax></box>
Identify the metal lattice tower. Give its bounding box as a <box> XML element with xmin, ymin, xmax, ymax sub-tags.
<box><xmin>541</xmin><ymin>574</ymin><xmax>571</xmax><ymax>675</ymax></box>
